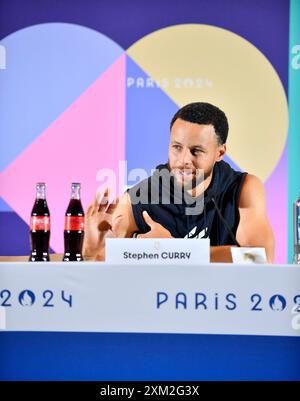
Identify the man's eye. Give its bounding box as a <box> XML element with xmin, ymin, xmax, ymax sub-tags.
<box><xmin>192</xmin><ymin>149</ymin><xmax>204</xmax><ymax>156</ymax></box>
<box><xmin>173</xmin><ymin>145</ymin><xmax>181</xmax><ymax>150</ymax></box>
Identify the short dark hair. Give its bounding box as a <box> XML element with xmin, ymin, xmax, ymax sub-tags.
<box><xmin>170</xmin><ymin>102</ymin><xmax>229</xmax><ymax>144</ymax></box>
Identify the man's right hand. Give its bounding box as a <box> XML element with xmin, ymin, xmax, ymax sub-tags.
<box><xmin>83</xmin><ymin>188</ymin><xmax>119</xmax><ymax>261</ymax></box>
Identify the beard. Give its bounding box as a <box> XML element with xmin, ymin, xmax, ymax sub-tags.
<box><xmin>167</xmin><ymin>161</ymin><xmax>212</xmax><ymax>191</ymax></box>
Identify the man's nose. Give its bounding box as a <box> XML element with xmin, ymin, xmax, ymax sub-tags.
<box><xmin>180</xmin><ymin>148</ymin><xmax>193</xmax><ymax>166</ymax></box>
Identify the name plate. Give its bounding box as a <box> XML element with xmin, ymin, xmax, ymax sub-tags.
<box><xmin>105</xmin><ymin>238</ymin><xmax>210</xmax><ymax>264</ymax></box>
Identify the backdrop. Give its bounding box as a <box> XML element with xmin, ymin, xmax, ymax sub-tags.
<box><xmin>0</xmin><ymin>0</ymin><xmax>299</xmax><ymax>263</ymax></box>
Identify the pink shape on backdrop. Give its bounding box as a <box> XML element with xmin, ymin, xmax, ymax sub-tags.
<box><xmin>0</xmin><ymin>54</ymin><xmax>126</xmax><ymax>253</ymax></box>
<box><xmin>264</xmin><ymin>144</ymin><xmax>287</xmax><ymax>264</ymax></box>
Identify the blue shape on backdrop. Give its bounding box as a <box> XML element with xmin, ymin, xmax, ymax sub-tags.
<box><xmin>0</xmin><ymin>212</ymin><xmax>30</xmax><ymax>255</ymax></box>
<box><xmin>0</xmin><ymin>197</ymin><xmax>13</xmax><ymax>212</ymax></box>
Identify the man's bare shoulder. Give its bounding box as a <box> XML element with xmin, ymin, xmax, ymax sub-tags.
<box><xmin>237</xmin><ymin>174</ymin><xmax>274</xmax><ymax>262</ymax></box>
<box><xmin>239</xmin><ymin>174</ymin><xmax>266</xmax><ymax>211</ymax></box>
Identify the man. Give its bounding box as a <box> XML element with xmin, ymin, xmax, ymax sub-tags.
<box><xmin>83</xmin><ymin>102</ymin><xmax>275</xmax><ymax>263</ymax></box>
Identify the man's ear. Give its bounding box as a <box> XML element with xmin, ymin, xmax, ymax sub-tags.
<box><xmin>216</xmin><ymin>143</ymin><xmax>226</xmax><ymax>161</ymax></box>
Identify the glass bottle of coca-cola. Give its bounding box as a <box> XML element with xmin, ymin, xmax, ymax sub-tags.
<box><xmin>63</xmin><ymin>183</ymin><xmax>85</xmax><ymax>261</ymax></box>
<box><xmin>29</xmin><ymin>183</ymin><xmax>50</xmax><ymax>262</ymax></box>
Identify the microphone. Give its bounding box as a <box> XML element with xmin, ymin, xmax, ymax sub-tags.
<box><xmin>211</xmin><ymin>197</ymin><xmax>240</xmax><ymax>247</ymax></box>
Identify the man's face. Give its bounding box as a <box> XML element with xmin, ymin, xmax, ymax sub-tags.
<box><xmin>168</xmin><ymin>118</ymin><xmax>226</xmax><ymax>189</ymax></box>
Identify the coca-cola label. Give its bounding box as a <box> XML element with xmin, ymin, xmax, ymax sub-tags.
<box><xmin>30</xmin><ymin>216</ymin><xmax>50</xmax><ymax>231</ymax></box>
<box><xmin>65</xmin><ymin>216</ymin><xmax>84</xmax><ymax>231</ymax></box>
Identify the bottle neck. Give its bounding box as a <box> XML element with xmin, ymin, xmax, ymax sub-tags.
<box><xmin>71</xmin><ymin>185</ymin><xmax>81</xmax><ymax>200</ymax></box>
<box><xmin>36</xmin><ymin>185</ymin><xmax>46</xmax><ymax>200</ymax></box>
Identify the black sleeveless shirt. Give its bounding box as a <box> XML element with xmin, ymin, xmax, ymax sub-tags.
<box><xmin>127</xmin><ymin>160</ymin><xmax>247</xmax><ymax>245</ymax></box>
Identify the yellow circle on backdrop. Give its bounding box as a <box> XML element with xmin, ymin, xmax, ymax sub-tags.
<box><xmin>127</xmin><ymin>24</ymin><xmax>288</xmax><ymax>181</ymax></box>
